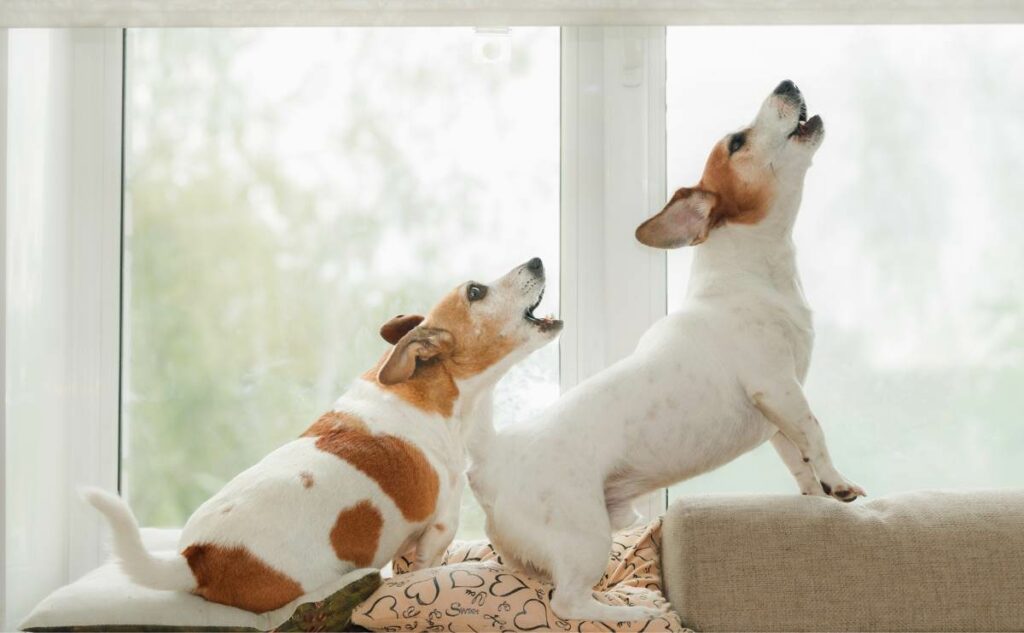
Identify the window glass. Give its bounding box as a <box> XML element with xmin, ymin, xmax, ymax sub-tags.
<box><xmin>666</xmin><ymin>26</ymin><xmax>1024</xmax><ymax>500</ymax></box>
<box><xmin>122</xmin><ymin>28</ymin><xmax>560</xmax><ymax>538</ymax></box>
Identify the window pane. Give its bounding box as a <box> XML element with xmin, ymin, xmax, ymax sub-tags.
<box><xmin>121</xmin><ymin>28</ymin><xmax>560</xmax><ymax>539</ymax></box>
<box><xmin>666</xmin><ymin>26</ymin><xmax>1023</xmax><ymax>500</ymax></box>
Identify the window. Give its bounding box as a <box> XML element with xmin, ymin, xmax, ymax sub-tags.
<box><xmin>6</xmin><ymin>18</ymin><xmax>1024</xmax><ymax>629</ymax></box>
<box><xmin>120</xmin><ymin>27</ymin><xmax>560</xmax><ymax>538</ymax></box>
<box><xmin>666</xmin><ymin>25</ymin><xmax>1024</xmax><ymax>500</ymax></box>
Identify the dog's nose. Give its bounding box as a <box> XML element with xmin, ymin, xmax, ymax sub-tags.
<box><xmin>526</xmin><ymin>257</ymin><xmax>543</xmax><ymax>273</ymax></box>
<box><xmin>773</xmin><ymin>79</ymin><xmax>800</xmax><ymax>97</ymax></box>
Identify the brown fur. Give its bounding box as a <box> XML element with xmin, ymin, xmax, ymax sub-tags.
<box><xmin>379</xmin><ymin>314</ymin><xmax>425</xmax><ymax>345</ymax></box>
<box><xmin>698</xmin><ymin>139</ymin><xmax>776</xmax><ymax>228</ymax></box>
<box><xmin>330</xmin><ymin>500</ymin><xmax>383</xmax><ymax>567</ymax></box>
<box><xmin>377</xmin><ymin>326</ymin><xmax>455</xmax><ymax>388</ymax></box>
<box><xmin>362</xmin><ymin>357</ymin><xmax>459</xmax><ymax>417</ymax></box>
<box><xmin>314</xmin><ymin>425</ymin><xmax>439</xmax><ymax>522</ymax></box>
<box><xmin>637</xmin><ymin>139</ymin><xmax>777</xmax><ymax>249</ymax></box>
<box><xmin>299</xmin><ymin>471</ymin><xmax>314</xmax><ymax>488</ymax></box>
<box><xmin>426</xmin><ymin>289</ymin><xmax>519</xmax><ymax>379</ymax></box>
<box><xmin>182</xmin><ymin>543</ymin><xmax>303</xmax><ymax>613</ymax></box>
<box><xmin>363</xmin><ymin>288</ymin><xmax>519</xmax><ymax>417</ymax></box>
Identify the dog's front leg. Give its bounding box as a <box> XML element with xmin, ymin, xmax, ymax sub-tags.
<box><xmin>770</xmin><ymin>432</ymin><xmax>828</xmax><ymax>497</ymax></box>
<box><xmin>411</xmin><ymin>476</ymin><xmax>464</xmax><ymax>570</ymax></box>
<box><xmin>748</xmin><ymin>379</ymin><xmax>866</xmax><ymax>502</ymax></box>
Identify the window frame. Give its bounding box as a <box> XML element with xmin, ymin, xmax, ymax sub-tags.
<box><xmin>560</xmin><ymin>26</ymin><xmax>668</xmax><ymax>521</ymax></box>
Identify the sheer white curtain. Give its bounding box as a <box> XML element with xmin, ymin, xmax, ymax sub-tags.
<box><xmin>3</xmin><ymin>29</ymin><xmax>123</xmax><ymax>629</ymax></box>
<box><xmin>1</xmin><ymin>0</ymin><xmax>1021</xmax><ymax>27</ymax></box>
<box><xmin>4</xmin><ymin>30</ymin><xmax>76</xmax><ymax>628</ymax></box>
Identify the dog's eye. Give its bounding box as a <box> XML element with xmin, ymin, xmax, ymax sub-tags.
<box><xmin>466</xmin><ymin>283</ymin><xmax>487</xmax><ymax>302</ymax></box>
<box><xmin>728</xmin><ymin>133</ymin><xmax>746</xmax><ymax>155</ymax></box>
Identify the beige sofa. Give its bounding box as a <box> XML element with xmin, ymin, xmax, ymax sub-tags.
<box><xmin>660</xmin><ymin>490</ymin><xmax>1024</xmax><ymax>632</ymax></box>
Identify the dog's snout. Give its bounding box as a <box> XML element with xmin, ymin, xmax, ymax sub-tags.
<box><xmin>526</xmin><ymin>257</ymin><xmax>544</xmax><ymax>276</ymax></box>
<box><xmin>773</xmin><ymin>79</ymin><xmax>800</xmax><ymax>98</ymax></box>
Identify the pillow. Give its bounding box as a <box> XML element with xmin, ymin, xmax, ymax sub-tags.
<box><xmin>19</xmin><ymin>536</ymin><xmax>380</xmax><ymax>633</ymax></box>
<box><xmin>354</xmin><ymin>519</ymin><xmax>687</xmax><ymax>632</ymax></box>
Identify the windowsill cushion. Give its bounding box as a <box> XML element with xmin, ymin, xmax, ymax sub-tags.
<box><xmin>19</xmin><ymin>529</ymin><xmax>380</xmax><ymax>632</ymax></box>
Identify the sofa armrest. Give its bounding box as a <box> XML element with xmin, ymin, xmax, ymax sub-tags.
<box><xmin>661</xmin><ymin>490</ymin><xmax>1024</xmax><ymax>632</ymax></box>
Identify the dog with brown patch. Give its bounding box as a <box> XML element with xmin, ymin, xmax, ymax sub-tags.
<box><xmin>469</xmin><ymin>81</ymin><xmax>865</xmax><ymax>622</ymax></box>
<box><xmin>85</xmin><ymin>258</ymin><xmax>561</xmax><ymax>613</ymax></box>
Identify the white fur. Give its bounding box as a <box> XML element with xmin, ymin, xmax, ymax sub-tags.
<box><xmin>86</xmin><ymin>259</ymin><xmax>560</xmax><ymax>604</ymax></box>
<box><xmin>469</xmin><ymin>84</ymin><xmax>865</xmax><ymax>622</ymax></box>
<box><xmin>80</xmin><ymin>488</ymin><xmax>195</xmax><ymax>591</ymax></box>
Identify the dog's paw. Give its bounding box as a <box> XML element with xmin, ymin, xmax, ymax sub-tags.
<box><xmin>800</xmin><ymin>484</ymin><xmax>830</xmax><ymax>498</ymax></box>
<box><xmin>820</xmin><ymin>479</ymin><xmax>866</xmax><ymax>503</ymax></box>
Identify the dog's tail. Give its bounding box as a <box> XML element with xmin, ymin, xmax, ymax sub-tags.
<box><xmin>81</xmin><ymin>487</ymin><xmax>195</xmax><ymax>591</ymax></box>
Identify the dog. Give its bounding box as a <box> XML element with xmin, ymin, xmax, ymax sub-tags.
<box><xmin>468</xmin><ymin>81</ymin><xmax>865</xmax><ymax>622</ymax></box>
<box><xmin>86</xmin><ymin>258</ymin><xmax>561</xmax><ymax>613</ymax></box>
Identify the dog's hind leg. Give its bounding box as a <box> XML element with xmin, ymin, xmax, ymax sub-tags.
<box><xmin>606</xmin><ymin>498</ymin><xmax>641</xmax><ymax>532</ymax></box>
<box><xmin>547</xmin><ymin>518</ymin><xmax>658</xmax><ymax>622</ymax></box>
<box><xmin>607</xmin><ymin>501</ymin><xmax>640</xmax><ymax>532</ymax></box>
<box><xmin>770</xmin><ymin>432</ymin><xmax>827</xmax><ymax>497</ymax></box>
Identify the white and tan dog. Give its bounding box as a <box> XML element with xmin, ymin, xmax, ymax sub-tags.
<box><xmin>469</xmin><ymin>81</ymin><xmax>865</xmax><ymax>622</ymax></box>
<box><xmin>86</xmin><ymin>258</ymin><xmax>561</xmax><ymax>613</ymax></box>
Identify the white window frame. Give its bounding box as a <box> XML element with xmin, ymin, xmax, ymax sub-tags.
<box><xmin>560</xmin><ymin>26</ymin><xmax>667</xmax><ymax>521</ymax></box>
<box><xmin>65</xmin><ymin>28</ymin><xmax>125</xmax><ymax>583</ymax></box>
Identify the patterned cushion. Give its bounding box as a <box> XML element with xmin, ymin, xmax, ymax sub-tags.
<box><xmin>354</xmin><ymin>519</ymin><xmax>689</xmax><ymax>632</ymax></box>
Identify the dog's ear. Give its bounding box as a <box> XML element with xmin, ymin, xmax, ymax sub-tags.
<box><xmin>379</xmin><ymin>314</ymin><xmax>425</xmax><ymax>345</ymax></box>
<box><xmin>378</xmin><ymin>327</ymin><xmax>454</xmax><ymax>385</ymax></box>
<box><xmin>635</xmin><ymin>188</ymin><xmax>718</xmax><ymax>249</ymax></box>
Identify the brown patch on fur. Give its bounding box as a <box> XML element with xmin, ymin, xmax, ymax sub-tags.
<box><xmin>434</xmin><ymin>523</ymin><xmax>446</xmax><ymax>532</ymax></box>
<box><xmin>363</xmin><ymin>287</ymin><xmax>518</xmax><ymax>417</ymax></box>
<box><xmin>698</xmin><ymin>141</ymin><xmax>776</xmax><ymax>228</ymax></box>
<box><xmin>299</xmin><ymin>471</ymin><xmax>314</xmax><ymax>488</ymax></box>
<box><xmin>427</xmin><ymin>288</ymin><xmax>519</xmax><ymax>380</ymax></box>
<box><xmin>330</xmin><ymin>500</ymin><xmax>383</xmax><ymax>567</ymax></box>
<box><xmin>301</xmin><ymin>410</ymin><xmax>368</xmax><ymax>438</ymax></box>
<box><xmin>362</xmin><ymin>355</ymin><xmax>459</xmax><ymax>417</ymax></box>
<box><xmin>315</xmin><ymin>426</ymin><xmax>439</xmax><ymax>522</ymax></box>
<box><xmin>379</xmin><ymin>314</ymin><xmax>425</xmax><ymax>345</ymax></box>
<box><xmin>182</xmin><ymin>543</ymin><xmax>303</xmax><ymax>613</ymax></box>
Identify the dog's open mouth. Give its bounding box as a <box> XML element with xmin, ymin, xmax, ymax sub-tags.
<box><xmin>524</xmin><ymin>289</ymin><xmax>562</xmax><ymax>332</ymax></box>
<box><xmin>789</xmin><ymin>112</ymin><xmax>822</xmax><ymax>140</ymax></box>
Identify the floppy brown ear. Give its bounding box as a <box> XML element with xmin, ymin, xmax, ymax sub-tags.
<box><xmin>377</xmin><ymin>327</ymin><xmax>454</xmax><ymax>386</ymax></box>
<box><xmin>635</xmin><ymin>188</ymin><xmax>718</xmax><ymax>249</ymax></box>
<box><xmin>379</xmin><ymin>314</ymin><xmax>425</xmax><ymax>345</ymax></box>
